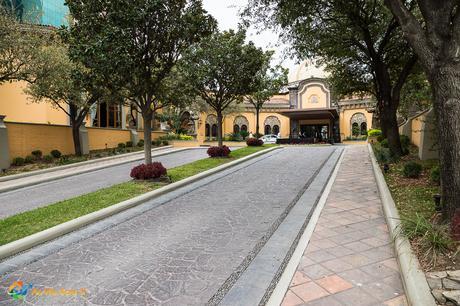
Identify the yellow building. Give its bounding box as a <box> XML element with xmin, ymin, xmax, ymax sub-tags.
<box><xmin>0</xmin><ymin>61</ymin><xmax>375</xmax><ymax>157</ymax></box>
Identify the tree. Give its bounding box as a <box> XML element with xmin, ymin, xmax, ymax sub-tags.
<box><xmin>181</xmin><ymin>30</ymin><xmax>267</xmax><ymax>146</ymax></box>
<box><xmin>246</xmin><ymin>51</ymin><xmax>288</xmax><ymax>137</ymax></box>
<box><xmin>65</xmin><ymin>0</ymin><xmax>216</xmax><ymax>164</ymax></box>
<box><xmin>384</xmin><ymin>1</ymin><xmax>460</xmax><ymax>220</ymax></box>
<box><xmin>0</xmin><ymin>7</ymin><xmax>45</xmax><ymax>84</ymax></box>
<box><xmin>25</xmin><ymin>41</ymin><xmax>106</xmax><ymax>155</ymax></box>
<box><xmin>245</xmin><ymin>0</ymin><xmax>421</xmax><ymax>156</ymax></box>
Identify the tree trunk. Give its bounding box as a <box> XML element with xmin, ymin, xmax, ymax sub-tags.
<box><xmin>143</xmin><ymin>114</ymin><xmax>153</xmax><ymax>164</ymax></box>
<box><xmin>255</xmin><ymin>107</ymin><xmax>260</xmax><ymax>137</ymax></box>
<box><xmin>217</xmin><ymin>110</ymin><xmax>223</xmax><ymax>147</ymax></box>
<box><xmin>379</xmin><ymin>101</ymin><xmax>402</xmax><ymax>157</ymax></box>
<box><xmin>431</xmin><ymin>66</ymin><xmax>460</xmax><ymax>222</ymax></box>
<box><xmin>71</xmin><ymin>123</ymin><xmax>82</xmax><ymax>156</ymax></box>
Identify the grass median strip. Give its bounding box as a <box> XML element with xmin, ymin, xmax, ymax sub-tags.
<box><xmin>0</xmin><ymin>145</ymin><xmax>274</xmax><ymax>245</ymax></box>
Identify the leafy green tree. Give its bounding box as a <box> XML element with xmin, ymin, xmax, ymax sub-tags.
<box><xmin>65</xmin><ymin>0</ymin><xmax>216</xmax><ymax>164</ymax></box>
<box><xmin>384</xmin><ymin>0</ymin><xmax>460</xmax><ymax>220</ymax></box>
<box><xmin>181</xmin><ymin>30</ymin><xmax>267</xmax><ymax>146</ymax></box>
<box><xmin>245</xmin><ymin>0</ymin><xmax>421</xmax><ymax>156</ymax></box>
<box><xmin>0</xmin><ymin>7</ymin><xmax>45</xmax><ymax>83</ymax></box>
<box><xmin>25</xmin><ymin>41</ymin><xmax>107</xmax><ymax>155</ymax></box>
<box><xmin>246</xmin><ymin>51</ymin><xmax>288</xmax><ymax>137</ymax></box>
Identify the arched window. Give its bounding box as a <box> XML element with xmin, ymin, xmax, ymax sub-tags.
<box><xmin>352</xmin><ymin>122</ymin><xmax>360</xmax><ymax>136</ymax></box>
<box><xmin>350</xmin><ymin>113</ymin><xmax>367</xmax><ymax>137</ymax></box>
<box><xmin>360</xmin><ymin>122</ymin><xmax>367</xmax><ymax>135</ymax></box>
<box><xmin>241</xmin><ymin>125</ymin><xmax>248</xmax><ymax>132</ymax></box>
<box><xmin>233</xmin><ymin>116</ymin><xmax>249</xmax><ymax>134</ymax></box>
<box><xmin>233</xmin><ymin>125</ymin><xmax>240</xmax><ymax>134</ymax></box>
<box><xmin>211</xmin><ymin>124</ymin><xmax>218</xmax><ymax>137</ymax></box>
<box><xmin>265</xmin><ymin>125</ymin><xmax>272</xmax><ymax>135</ymax></box>
<box><xmin>205</xmin><ymin>124</ymin><xmax>210</xmax><ymax>138</ymax></box>
<box><xmin>205</xmin><ymin>114</ymin><xmax>218</xmax><ymax>139</ymax></box>
<box><xmin>264</xmin><ymin>116</ymin><xmax>281</xmax><ymax>135</ymax></box>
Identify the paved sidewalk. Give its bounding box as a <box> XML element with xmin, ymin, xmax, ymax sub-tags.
<box><xmin>281</xmin><ymin>145</ymin><xmax>407</xmax><ymax>306</ymax></box>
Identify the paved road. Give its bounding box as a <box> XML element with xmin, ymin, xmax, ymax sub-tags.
<box><xmin>0</xmin><ymin>147</ymin><xmax>337</xmax><ymax>305</ymax></box>
<box><xmin>0</xmin><ymin>148</ymin><xmax>209</xmax><ymax>219</ymax></box>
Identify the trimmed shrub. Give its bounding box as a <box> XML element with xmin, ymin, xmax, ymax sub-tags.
<box><xmin>373</xmin><ymin>145</ymin><xmax>392</xmax><ymax>163</ymax></box>
<box><xmin>12</xmin><ymin>157</ymin><xmax>25</xmax><ymax>166</ymax></box>
<box><xmin>246</xmin><ymin>138</ymin><xmax>263</xmax><ymax>146</ymax></box>
<box><xmin>155</xmin><ymin>139</ymin><xmax>162</xmax><ymax>146</ymax></box>
<box><xmin>403</xmin><ymin>161</ymin><xmax>422</xmax><ymax>178</ymax></box>
<box><xmin>368</xmin><ymin>129</ymin><xmax>382</xmax><ymax>137</ymax></box>
<box><xmin>31</xmin><ymin>150</ymin><xmax>42</xmax><ymax>159</ymax></box>
<box><xmin>377</xmin><ymin>135</ymin><xmax>385</xmax><ymax>142</ymax></box>
<box><xmin>240</xmin><ymin>130</ymin><xmax>249</xmax><ymax>140</ymax></box>
<box><xmin>50</xmin><ymin>149</ymin><xmax>62</xmax><ymax>158</ymax></box>
<box><xmin>431</xmin><ymin>165</ymin><xmax>440</xmax><ymax>185</ymax></box>
<box><xmin>207</xmin><ymin>145</ymin><xmax>231</xmax><ymax>158</ymax></box>
<box><xmin>130</xmin><ymin>162</ymin><xmax>167</xmax><ymax>180</ymax></box>
<box><xmin>179</xmin><ymin>134</ymin><xmax>193</xmax><ymax>140</ymax></box>
<box><xmin>400</xmin><ymin>135</ymin><xmax>410</xmax><ymax>155</ymax></box>
<box><xmin>126</xmin><ymin>141</ymin><xmax>133</xmax><ymax>147</ymax></box>
<box><xmin>25</xmin><ymin>155</ymin><xmax>35</xmax><ymax>164</ymax></box>
<box><xmin>43</xmin><ymin>155</ymin><xmax>54</xmax><ymax>163</ymax></box>
<box><xmin>137</xmin><ymin>139</ymin><xmax>144</xmax><ymax>147</ymax></box>
<box><xmin>380</xmin><ymin>139</ymin><xmax>389</xmax><ymax>148</ymax></box>
<box><xmin>118</xmin><ymin>143</ymin><xmax>126</xmax><ymax>149</ymax></box>
<box><xmin>162</xmin><ymin>140</ymin><xmax>169</xmax><ymax>146</ymax></box>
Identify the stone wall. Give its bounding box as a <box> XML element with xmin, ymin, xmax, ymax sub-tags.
<box><xmin>427</xmin><ymin>270</ymin><xmax>460</xmax><ymax>305</ymax></box>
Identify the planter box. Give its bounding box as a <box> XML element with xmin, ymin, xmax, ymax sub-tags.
<box><xmin>368</xmin><ymin>136</ymin><xmax>378</xmax><ymax>144</ymax></box>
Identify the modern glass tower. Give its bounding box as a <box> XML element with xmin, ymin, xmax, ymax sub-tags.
<box><xmin>1</xmin><ymin>0</ymin><xmax>69</xmax><ymax>27</ymax></box>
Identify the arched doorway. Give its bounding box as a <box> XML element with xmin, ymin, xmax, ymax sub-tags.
<box><xmin>350</xmin><ymin>113</ymin><xmax>367</xmax><ymax>137</ymax></box>
<box><xmin>264</xmin><ymin>116</ymin><xmax>281</xmax><ymax>135</ymax></box>
<box><xmin>205</xmin><ymin>114</ymin><xmax>218</xmax><ymax>140</ymax></box>
<box><xmin>233</xmin><ymin>116</ymin><xmax>249</xmax><ymax>133</ymax></box>
<box><xmin>233</xmin><ymin>125</ymin><xmax>240</xmax><ymax>134</ymax></box>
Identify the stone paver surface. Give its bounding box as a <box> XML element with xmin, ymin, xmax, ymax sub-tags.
<box><xmin>0</xmin><ymin>147</ymin><xmax>335</xmax><ymax>305</ymax></box>
<box><xmin>281</xmin><ymin>145</ymin><xmax>407</xmax><ymax>306</ymax></box>
<box><xmin>0</xmin><ymin>148</ymin><xmax>209</xmax><ymax>219</ymax></box>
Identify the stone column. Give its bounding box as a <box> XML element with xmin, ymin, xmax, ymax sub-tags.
<box><xmin>419</xmin><ymin>109</ymin><xmax>439</xmax><ymax>160</ymax></box>
<box><xmin>121</xmin><ymin>103</ymin><xmax>127</xmax><ymax>130</ymax></box>
<box><xmin>0</xmin><ymin>115</ymin><xmax>10</xmax><ymax>170</ymax></box>
<box><xmin>130</xmin><ymin>129</ymin><xmax>139</xmax><ymax>146</ymax></box>
<box><xmin>79</xmin><ymin>122</ymin><xmax>90</xmax><ymax>155</ymax></box>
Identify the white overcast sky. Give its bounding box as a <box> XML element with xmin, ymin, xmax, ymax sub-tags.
<box><xmin>202</xmin><ymin>0</ymin><xmax>299</xmax><ymax>77</ymax></box>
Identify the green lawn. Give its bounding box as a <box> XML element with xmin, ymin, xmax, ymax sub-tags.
<box><xmin>0</xmin><ymin>145</ymin><xmax>274</xmax><ymax>245</ymax></box>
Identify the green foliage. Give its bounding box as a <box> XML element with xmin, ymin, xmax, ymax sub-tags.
<box><xmin>352</xmin><ymin>124</ymin><xmax>360</xmax><ymax>136</ymax></box>
<box><xmin>381</xmin><ymin>139</ymin><xmax>389</xmax><ymax>148</ymax></box>
<box><xmin>117</xmin><ymin>143</ymin><xmax>126</xmax><ymax>149</ymax></box>
<box><xmin>180</xmin><ymin>29</ymin><xmax>268</xmax><ymax>145</ymax></box>
<box><xmin>368</xmin><ymin>129</ymin><xmax>382</xmax><ymax>137</ymax></box>
<box><xmin>137</xmin><ymin>139</ymin><xmax>144</xmax><ymax>147</ymax></box>
<box><xmin>400</xmin><ymin>135</ymin><xmax>410</xmax><ymax>155</ymax></box>
<box><xmin>65</xmin><ymin>0</ymin><xmax>216</xmax><ymax>163</ymax></box>
<box><xmin>162</xmin><ymin>140</ymin><xmax>169</xmax><ymax>146</ymax></box>
<box><xmin>377</xmin><ymin>135</ymin><xmax>385</xmax><ymax>142</ymax></box>
<box><xmin>239</xmin><ymin>130</ymin><xmax>250</xmax><ymax>140</ymax></box>
<box><xmin>50</xmin><ymin>149</ymin><xmax>62</xmax><ymax>158</ymax></box>
<box><xmin>31</xmin><ymin>150</ymin><xmax>42</xmax><ymax>158</ymax></box>
<box><xmin>431</xmin><ymin>166</ymin><xmax>440</xmax><ymax>185</ymax></box>
<box><xmin>403</xmin><ymin>161</ymin><xmax>422</xmax><ymax>178</ymax></box>
<box><xmin>400</xmin><ymin>214</ymin><xmax>452</xmax><ymax>265</ymax></box>
<box><xmin>374</xmin><ymin>145</ymin><xmax>392</xmax><ymax>164</ymax></box>
<box><xmin>11</xmin><ymin>157</ymin><xmax>25</xmax><ymax>166</ymax></box>
<box><xmin>43</xmin><ymin>155</ymin><xmax>54</xmax><ymax>163</ymax></box>
<box><xmin>126</xmin><ymin>141</ymin><xmax>133</xmax><ymax>147</ymax></box>
<box><xmin>25</xmin><ymin>155</ymin><xmax>34</xmax><ymax>164</ymax></box>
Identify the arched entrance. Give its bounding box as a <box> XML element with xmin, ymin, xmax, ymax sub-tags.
<box><xmin>264</xmin><ymin>116</ymin><xmax>281</xmax><ymax>135</ymax></box>
<box><xmin>350</xmin><ymin>113</ymin><xmax>367</xmax><ymax>137</ymax></box>
<box><xmin>205</xmin><ymin>115</ymin><xmax>218</xmax><ymax>140</ymax></box>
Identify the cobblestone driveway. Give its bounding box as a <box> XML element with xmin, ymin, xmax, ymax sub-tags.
<box><xmin>0</xmin><ymin>148</ymin><xmax>209</xmax><ymax>219</ymax></box>
<box><xmin>0</xmin><ymin>147</ymin><xmax>337</xmax><ymax>305</ymax></box>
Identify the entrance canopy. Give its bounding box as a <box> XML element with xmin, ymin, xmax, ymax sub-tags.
<box><xmin>277</xmin><ymin>108</ymin><xmax>339</xmax><ymax>120</ymax></box>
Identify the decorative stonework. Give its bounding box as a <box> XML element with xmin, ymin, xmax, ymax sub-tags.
<box><xmin>350</xmin><ymin>112</ymin><xmax>367</xmax><ymax>126</ymax></box>
<box><xmin>206</xmin><ymin>114</ymin><xmax>217</xmax><ymax>126</ymax></box>
<box><xmin>234</xmin><ymin>115</ymin><xmax>249</xmax><ymax>128</ymax></box>
<box><xmin>427</xmin><ymin>270</ymin><xmax>460</xmax><ymax>305</ymax></box>
<box><xmin>264</xmin><ymin>116</ymin><xmax>281</xmax><ymax>129</ymax></box>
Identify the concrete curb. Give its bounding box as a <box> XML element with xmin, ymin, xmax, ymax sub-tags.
<box><xmin>0</xmin><ymin>145</ymin><xmax>173</xmax><ymax>183</ymax></box>
<box><xmin>0</xmin><ymin>147</ymin><xmax>190</xmax><ymax>194</ymax></box>
<box><xmin>0</xmin><ymin>146</ymin><xmax>282</xmax><ymax>261</ymax></box>
<box><xmin>266</xmin><ymin>147</ymin><xmax>346</xmax><ymax>306</ymax></box>
<box><xmin>367</xmin><ymin>144</ymin><xmax>436</xmax><ymax>306</ymax></box>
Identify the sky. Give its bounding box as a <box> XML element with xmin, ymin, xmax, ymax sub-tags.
<box><xmin>202</xmin><ymin>0</ymin><xmax>299</xmax><ymax>79</ymax></box>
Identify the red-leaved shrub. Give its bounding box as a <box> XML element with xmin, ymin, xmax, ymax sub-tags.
<box><xmin>246</xmin><ymin>138</ymin><xmax>263</xmax><ymax>146</ymax></box>
<box><xmin>130</xmin><ymin>162</ymin><xmax>167</xmax><ymax>180</ymax></box>
<box><xmin>207</xmin><ymin>145</ymin><xmax>231</xmax><ymax>157</ymax></box>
